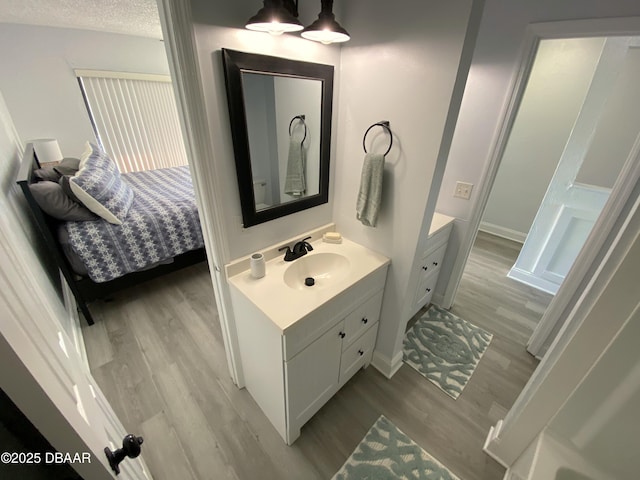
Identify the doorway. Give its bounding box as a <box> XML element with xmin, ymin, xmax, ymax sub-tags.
<box><xmin>442</xmin><ymin>32</ymin><xmax>640</xmax><ymax>358</ymax></box>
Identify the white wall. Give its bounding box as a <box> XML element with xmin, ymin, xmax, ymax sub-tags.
<box><xmin>434</xmin><ymin>0</ymin><xmax>640</xmax><ymax>304</ymax></box>
<box><xmin>482</xmin><ymin>37</ymin><xmax>604</xmax><ymax>237</ymax></box>
<box><xmin>0</xmin><ymin>23</ymin><xmax>170</xmax><ymax>158</ymax></box>
<box><xmin>190</xmin><ymin>0</ymin><xmax>341</xmax><ymax>260</ymax></box>
<box><xmin>549</xmin><ymin>309</ymin><xmax>640</xmax><ymax>479</ymax></box>
<box><xmin>333</xmin><ymin>0</ymin><xmax>475</xmax><ymax>368</ymax></box>
<box><xmin>0</xmin><ymin>89</ymin><xmax>69</xmax><ymax>332</ymax></box>
<box><xmin>577</xmin><ymin>46</ymin><xmax>640</xmax><ymax>188</ymax></box>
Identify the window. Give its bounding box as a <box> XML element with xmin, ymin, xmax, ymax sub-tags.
<box><xmin>76</xmin><ymin>70</ymin><xmax>188</xmax><ymax>173</ymax></box>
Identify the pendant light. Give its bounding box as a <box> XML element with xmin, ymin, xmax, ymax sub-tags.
<box><xmin>245</xmin><ymin>0</ymin><xmax>303</xmax><ymax>36</ymax></box>
<box><xmin>301</xmin><ymin>0</ymin><xmax>350</xmax><ymax>44</ymax></box>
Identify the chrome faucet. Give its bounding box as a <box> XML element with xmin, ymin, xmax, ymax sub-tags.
<box><xmin>278</xmin><ymin>236</ymin><xmax>314</xmax><ymax>262</ymax></box>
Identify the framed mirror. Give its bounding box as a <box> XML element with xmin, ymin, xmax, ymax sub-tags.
<box><xmin>222</xmin><ymin>49</ymin><xmax>334</xmax><ymax>227</ymax></box>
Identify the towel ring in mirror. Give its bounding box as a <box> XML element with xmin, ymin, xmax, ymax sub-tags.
<box><xmin>363</xmin><ymin>121</ymin><xmax>393</xmax><ymax>156</ymax></box>
<box><xmin>289</xmin><ymin>115</ymin><xmax>308</xmax><ymax>145</ymax></box>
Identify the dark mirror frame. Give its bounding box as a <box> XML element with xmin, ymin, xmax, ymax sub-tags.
<box><xmin>222</xmin><ymin>49</ymin><xmax>334</xmax><ymax>228</ymax></box>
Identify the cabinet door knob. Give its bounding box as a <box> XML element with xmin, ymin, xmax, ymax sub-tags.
<box><xmin>358</xmin><ymin>349</ymin><xmax>364</xmax><ymax>356</ymax></box>
<box><xmin>425</xmin><ymin>288</ymin><xmax>431</xmax><ymax>292</ymax></box>
<box><xmin>433</xmin><ymin>261</ymin><xmax>438</xmax><ymax>266</ymax></box>
<box><xmin>362</xmin><ymin>317</ymin><xmax>368</xmax><ymax>324</ymax></box>
<box><xmin>339</xmin><ymin>331</ymin><xmax>346</xmax><ymax>339</ymax></box>
<box><xmin>422</xmin><ymin>266</ymin><xmax>428</xmax><ymax>271</ymax></box>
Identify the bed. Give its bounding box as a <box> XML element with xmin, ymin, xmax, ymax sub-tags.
<box><xmin>16</xmin><ymin>142</ymin><xmax>206</xmax><ymax>325</ymax></box>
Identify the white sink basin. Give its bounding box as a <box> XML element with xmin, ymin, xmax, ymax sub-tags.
<box><xmin>283</xmin><ymin>252</ymin><xmax>350</xmax><ymax>290</ymax></box>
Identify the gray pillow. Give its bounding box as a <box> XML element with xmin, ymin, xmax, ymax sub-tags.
<box><xmin>59</xmin><ymin>175</ymin><xmax>82</xmax><ymax>203</ymax></box>
<box><xmin>53</xmin><ymin>157</ymin><xmax>81</xmax><ymax>176</ymax></box>
<box><xmin>29</xmin><ymin>181</ymin><xmax>97</xmax><ymax>221</ymax></box>
<box><xmin>34</xmin><ymin>166</ymin><xmax>61</xmax><ymax>182</ymax></box>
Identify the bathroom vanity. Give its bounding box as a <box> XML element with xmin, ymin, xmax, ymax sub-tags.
<box><xmin>410</xmin><ymin>212</ymin><xmax>454</xmax><ymax>316</ymax></box>
<box><xmin>226</xmin><ymin>228</ymin><xmax>389</xmax><ymax>444</ymax></box>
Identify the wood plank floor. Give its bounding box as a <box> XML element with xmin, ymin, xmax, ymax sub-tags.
<box><xmin>82</xmin><ymin>232</ymin><xmax>552</xmax><ymax>480</ymax></box>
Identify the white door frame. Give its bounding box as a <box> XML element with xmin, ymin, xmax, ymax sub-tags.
<box><xmin>156</xmin><ymin>0</ymin><xmax>243</xmax><ymax>386</ymax></box>
<box><xmin>442</xmin><ymin>16</ymin><xmax>640</xmax><ymax>358</ymax></box>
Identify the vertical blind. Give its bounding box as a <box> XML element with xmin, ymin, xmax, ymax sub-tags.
<box><xmin>76</xmin><ymin>70</ymin><xmax>188</xmax><ymax>173</ymax></box>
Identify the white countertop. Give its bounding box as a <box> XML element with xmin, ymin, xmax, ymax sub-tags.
<box><xmin>429</xmin><ymin>212</ymin><xmax>455</xmax><ymax>236</ymax></box>
<box><xmin>228</xmin><ymin>237</ymin><xmax>390</xmax><ymax>332</ymax></box>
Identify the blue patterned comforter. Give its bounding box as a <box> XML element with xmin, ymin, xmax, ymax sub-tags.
<box><xmin>65</xmin><ymin>166</ymin><xmax>204</xmax><ymax>283</ymax></box>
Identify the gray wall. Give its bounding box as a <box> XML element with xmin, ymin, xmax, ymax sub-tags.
<box><xmin>0</xmin><ymin>23</ymin><xmax>170</xmax><ymax>158</ymax></box>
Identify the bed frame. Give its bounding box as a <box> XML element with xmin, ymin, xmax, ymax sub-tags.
<box><xmin>16</xmin><ymin>143</ymin><xmax>207</xmax><ymax>326</ymax></box>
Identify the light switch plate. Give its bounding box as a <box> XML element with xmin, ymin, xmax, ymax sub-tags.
<box><xmin>454</xmin><ymin>181</ymin><xmax>473</xmax><ymax>200</ymax></box>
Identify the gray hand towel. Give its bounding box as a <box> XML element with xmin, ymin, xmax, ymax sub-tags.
<box><xmin>356</xmin><ymin>152</ymin><xmax>385</xmax><ymax>227</ymax></box>
<box><xmin>284</xmin><ymin>138</ymin><xmax>306</xmax><ymax>197</ymax></box>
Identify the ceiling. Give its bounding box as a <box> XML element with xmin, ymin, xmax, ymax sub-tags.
<box><xmin>0</xmin><ymin>0</ymin><xmax>162</xmax><ymax>39</ymax></box>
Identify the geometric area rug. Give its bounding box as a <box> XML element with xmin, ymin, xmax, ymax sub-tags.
<box><xmin>403</xmin><ymin>305</ymin><xmax>493</xmax><ymax>400</ymax></box>
<box><xmin>332</xmin><ymin>415</ymin><xmax>460</xmax><ymax>480</ymax></box>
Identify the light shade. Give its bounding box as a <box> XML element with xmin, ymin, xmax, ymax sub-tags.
<box><xmin>245</xmin><ymin>0</ymin><xmax>303</xmax><ymax>36</ymax></box>
<box><xmin>301</xmin><ymin>0</ymin><xmax>350</xmax><ymax>44</ymax></box>
<box><xmin>32</xmin><ymin>138</ymin><xmax>63</xmax><ymax>164</ymax></box>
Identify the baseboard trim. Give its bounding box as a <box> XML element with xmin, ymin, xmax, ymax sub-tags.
<box><xmin>483</xmin><ymin>420</ymin><xmax>510</xmax><ymax>469</ymax></box>
<box><xmin>431</xmin><ymin>293</ymin><xmax>447</xmax><ymax>309</ymax></box>
<box><xmin>479</xmin><ymin>221</ymin><xmax>527</xmax><ymax>244</ymax></box>
<box><xmin>371</xmin><ymin>349</ymin><xmax>404</xmax><ymax>379</ymax></box>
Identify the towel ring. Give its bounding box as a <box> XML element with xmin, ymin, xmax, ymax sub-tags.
<box><xmin>363</xmin><ymin>121</ymin><xmax>393</xmax><ymax>156</ymax></box>
<box><xmin>289</xmin><ymin>115</ymin><xmax>307</xmax><ymax>145</ymax></box>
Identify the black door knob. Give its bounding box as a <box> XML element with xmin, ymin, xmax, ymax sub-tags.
<box><xmin>362</xmin><ymin>317</ymin><xmax>368</xmax><ymax>324</ymax></box>
<box><xmin>105</xmin><ymin>434</ymin><xmax>144</xmax><ymax>475</ymax></box>
<box><xmin>358</xmin><ymin>349</ymin><xmax>364</xmax><ymax>356</ymax></box>
<box><xmin>339</xmin><ymin>331</ymin><xmax>346</xmax><ymax>338</ymax></box>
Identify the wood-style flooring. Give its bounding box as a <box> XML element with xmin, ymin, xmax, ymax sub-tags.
<box><xmin>82</xmin><ymin>232</ymin><xmax>552</xmax><ymax>480</ymax></box>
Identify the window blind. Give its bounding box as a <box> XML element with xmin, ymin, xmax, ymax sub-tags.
<box><xmin>76</xmin><ymin>70</ymin><xmax>188</xmax><ymax>173</ymax></box>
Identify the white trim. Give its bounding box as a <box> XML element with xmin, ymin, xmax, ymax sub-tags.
<box><xmin>371</xmin><ymin>349</ymin><xmax>404</xmax><ymax>379</ymax></box>
<box><xmin>507</xmin><ymin>267</ymin><xmax>558</xmax><ymax>295</ymax></box>
<box><xmin>483</xmin><ymin>420</ymin><xmax>508</xmax><ymax>468</ymax></box>
<box><xmin>156</xmin><ymin>0</ymin><xmax>243</xmax><ymax>386</ymax></box>
<box><xmin>74</xmin><ymin>69</ymin><xmax>171</xmax><ymax>82</ymax></box>
<box><xmin>479</xmin><ymin>221</ymin><xmax>526</xmax><ymax>244</ymax></box>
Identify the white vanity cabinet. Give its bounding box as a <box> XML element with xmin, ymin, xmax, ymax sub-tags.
<box><xmin>227</xmin><ymin>234</ymin><xmax>389</xmax><ymax>445</ymax></box>
<box><xmin>285</xmin><ymin>289</ymin><xmax>383</xmax><ymax>440</ymax></box>
<box><xmin>411</xmin><ymin>213</ymin><xmax>454</xmax><ymax>315</ymax></box>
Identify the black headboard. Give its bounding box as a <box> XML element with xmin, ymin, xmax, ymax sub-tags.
<box><xmin>15</xmin><ymin>143</ymin><xmax>94</xmax><ymax>321</ymax></box>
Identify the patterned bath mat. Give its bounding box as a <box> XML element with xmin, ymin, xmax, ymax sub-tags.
<box><xmin>332</xmin><ymin>415</ymin><xmax>459</xmax><ymax>480</ymax></box>
<box><xmin>403</xmin><ymin>305</ymin><xmax>492</xmax><ymax>399</ymax></box>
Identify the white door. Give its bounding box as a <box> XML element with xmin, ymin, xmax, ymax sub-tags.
<box><xmin>0</xmin><ymin>219</ymin><xmax>152</xmax><ymax>479</ymax></box>
<box><xmin>509</xmin><ymin>39</ymin><xmax>640</xmax><ymax>294</ymax></box>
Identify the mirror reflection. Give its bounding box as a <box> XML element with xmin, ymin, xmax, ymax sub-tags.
<box><xmin>222</xmin><ymin>49</ymin><xmax>333</xmax><ymax>228</ymax></box>
<box><xmin>242</xmin><ymin>72</ymin><xmax>322</xmax><ymax>210</ymax></box>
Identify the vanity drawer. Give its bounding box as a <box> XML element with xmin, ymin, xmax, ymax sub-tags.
<box><xmin>418</xmin><ymin>243</ymin><xmax>447</xmax><ymax>278</ymax></box>
<box><xmin>342</xmin><ymin>290</ymin><xmax>383</xmax><ymax>351</ymax></box>
<box><xmin>339</xmin><ymin>322</ymin><xmax>377</xmax><ymax>387</ymax></box>
<box><xmin>415</xmin><ymin>269</ymin><xmax>439</xmax><ymax>308</ymax></box>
